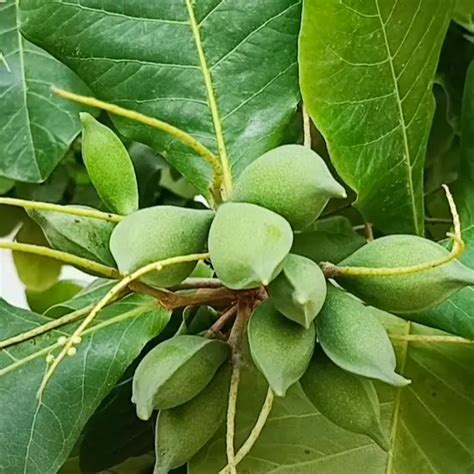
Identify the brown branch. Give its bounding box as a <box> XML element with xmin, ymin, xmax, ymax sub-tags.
<box><xmin>207</xmin><ymin>304</ymin><xmax>238</xmax><ymax>338</ymax></box>
<box><xmin>172</xmin><ymin>278</ymin><xmax>223</xmax><ymax>289</ymax></box>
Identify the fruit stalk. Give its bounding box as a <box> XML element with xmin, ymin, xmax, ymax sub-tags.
<box><xmin>52</xmin><ymin>87</ymin><xmax>225</xmax><ymax>202</ymax></box>
<box><xmin>0</xmin><ymin>241</ymin><xmax>120</xmax><ymax>279</ymax></box>
<box><xmin>0</xmin><ymin>197</ymin><xmax>122</xmax><ymax>223</ymax></box>
<box><xmin>37</xmin><ymin>253</ymin><xmax>209</xmax><ymax>398</ymax></box>
<box><xmin>224</xmin><ymin>298</ymin><xmax>253</xmax><ymax>474</ymax></box>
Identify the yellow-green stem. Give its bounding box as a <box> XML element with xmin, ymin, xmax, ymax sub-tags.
<box><xmin>0</xmin><ymin>306</ymin><xmax>91</xmax><ymax>350</ymax></box>
<box><xmin>302</xmin><ymin>105</ymin><xmax>311</xmax><ymax>148</ymax></box>
<box><xmin>52</xmin><ymin>87</ymin><xmax>224</xmax><ymax>199</ymax></box>
<box><xmin>389</xmin><ymin>334</ymin><xmax>473</xmax><ymax>344</ymax></box>
<box><xmin>323</xmin><ymin>185</ymin><xmax>464</xmax><ymax>278</ymax></box>
<box><xmin>219</xmin><ymin>387</ymin><xmax>275</xmax><ymax>473</ymax></box>
<box><xmin>37</xmin><ymin>252</ymin><xmax>209</xmax><ymax>398</ymax></box>
<box><xmin>185</xmin><ymin>0</ymin><xmax>233</xmax><ymax>198</ymax></box>
<box><xmin>0</xmin><ymin>241</ymin><xmax>120</xmax><ymax>279</ymax></box>
<box><xmin>224</xmin><ymin>300</ymin><xmax>252</xmax><ymax>474</ymax></box>
<box><xmin>0</xmin><ymin>197</ymin><xmax>122</xmax><ymax>223</ymax></box>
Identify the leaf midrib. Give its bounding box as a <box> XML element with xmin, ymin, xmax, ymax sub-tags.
<box><xmin>0</xmin><ymin>303</ymin><xmax>155</xmax><ymax>376</ymax></box>
<box><xmin>15</xmin><ymin>0</ymin><xmax>40</xmax><ymax>178</ymax></box>
<box><xmin>185</xmin><ymin>0</ymin><xmax>233</xmax><ymax>195</ymax></box>
<box><xmin>385</xmin><ymin>320</ymin><xmax>410</xmax><ymax>474</ymax></box>
<box><xmin>374</xmin><ymin>0</ymin><xmax>420</xmax><ymax>235</ymax></box>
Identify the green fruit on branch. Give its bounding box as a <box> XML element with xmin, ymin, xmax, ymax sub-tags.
<box><xmin>301</xmin><ymin>347</ymin><xmax>389</xmax><ymax>451</ymax></box>
<box><xmin>80</xmin><ymin>112</ymin><xmax>139</xmax><ymax>215</ymax></box>
<box><xmin>132</xmin><ymin>335</ymin><xmax>229</xmax><ymax>420</ymax></box>
<box><xmin>336</xmin><ymin>235</ymin><xmax>474</xmax><ymax>313</ymax></box>
<box><xmin>110</xmin><ymin>206</ymin><xmax>214</xmax><ymax>287</ymax></box>
<box><xmin>248</xmin><ymin>299</ymin><xmax>315</xmax><ymax>396</ymax></box>
<box><xmin>208</xmin><ymin>202</ymin><xmax>293</xmax><ymax>289</ymax></box>
<box><xmin>316</xmin><ymin>285</ymin><xmax>410</xmax><ymax>387</ymax></box>
<box><xmin>269</xmin><ymin>253</ymin><xmax>327</xmax><ymax>328</ymax></box>
<box><xmin>154</xmin><ymin>364</ymin><xmax>230</xmax><ymax>474</ymax></box>
<box><xmin>231</xmin><ymin>145</ymin><xmax>346</xmax><ymax>229</ymax></box>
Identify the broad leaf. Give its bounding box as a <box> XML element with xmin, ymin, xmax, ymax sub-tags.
<box><xmin>13</xmin><ymin>219</ymin><xmax>61</xmax><ymax>292</ymax></box>
<box><xmin>414</xmin><ymin>64</ymin><xmax>474</xmax><ymax>340</ymax></box>
<box><xmin>436</xmin><ymin>25</ymin><xmax>474</xmax><ymax>133</ymax></box>
<box><xmin>291</xmin><ymin>216</ymin><xmax>366</xmax><ymax>264</ymax></box>
<box><xmin>0</xmin><ymin>205</ymin><xmax>24</xmax><ymax>237</ymax></box>
<box><xmin>0</xmin><ymin>295</ymin><xmax>170</xmax><ymax>474</ymax></box>
<box><xmin>79</xmin><ymin>376</ymin><xmax>154</xmax><ymax>472</ymax></box>
<box><xmin>19</xmin><ymin>0</ymin><xmax>301</xmax><ymax>195</ymax></box>
<box><xmin>0</xmin><ymin>0</ymin><xmax>94</xmax><ymax>182</ymax></box>
<box><xmin>299</xmin><ymin>0</ymin><xmax>453</xmax><ymax>234</ymax></box>
<box><xmin>408</xmin><ymin>228</ymin><xmax>474</xmax><ymax>340</ymax></box>
<box><xmin>190</xmin><ymin>319</ymin><xmax>474</xmax><ymax>473</ymax></box>
<box><xmin>0</xmin><ymin>176</ymin><xmax>15</xmax><ymax>194</ymax></box>
<box><xmin>16</xmin><ymin>162</ymin><xmax>70</xmax><ymax>203</ymax></box>
<box><xmin>44</xmin><ymin>279</ymin><xmax>115</xmax><ymax>318</ymax></box>
<box><xmin>454</xmin><ymin>0</ymin><xmax>474</xmax><ymax>33</ymax></box>
<box><xmin>26</xmin><ymin>280</ymin><xmax>82</xmax><ymax>314</ymax></box>
<box><xmin>28</xmin><ymin>207</ymin><xmax>117</xmax><ymax>267</ymax></box>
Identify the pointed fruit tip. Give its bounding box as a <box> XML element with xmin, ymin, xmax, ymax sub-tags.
<box><xmin>79</xmin><ymin>112</ymin><xmax>93</xmax><ymax>124</ymax></box>
<box><xmin>388</xmin><ymin>372</ymin><xmax>411</xmax><ymax>387</ymax></box>
<box><xmin>335</xmin><ymin>184</ymin><xmax>347</xmax><ymax>199</ymax></box>
<box><xmin>136</xmin><ymin>404</ymin><xmax>152</xmax><ymax>421</ymax></box>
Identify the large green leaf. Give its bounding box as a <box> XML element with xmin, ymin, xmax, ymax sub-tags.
<box><xmin>19</xmin><ymin>0</ymin><xmax>301</xmax><ymax>195</ymax></box>
<box><xmin>0</xmin><ymin>295</ymin><xmax>170</xmax><ymax>474</ymax></box>
<box><xmin>190</xmin><ymin>319</ymin><xmax>474</xmax><ymax>473</ymax></box>
<box><xmin>291</xmin><ymin>216</ymin><xmax>366</xmax><ymax>265</ymax></box>
<box><xmin>408</xmin><ymin>225</ymin><xmax>474</xmax><ymax>339</ymax></box>
<box><xmin>454</xmin><ymin>0</ymin><xmax>474</xmax><ymax>33</ymax></box>
<box><xmin>79</xmin><ymin>373</ymin><xmax>154</xmax><ymax>472</ymax></box>
<box><xmin>299</xmin><ymin>0</ymin><xmax>453</xmax><ymax>234</ymax></box>
<box><xmin>436</xmin><ymin>25</ymin><xmax>474</xmax><ymax>133</ymax></box>
<box><xmin>13</xmin><ymin>219</ymin><xmax>62</xmax><ymax>292</ymax></box>
<box><xmin>0</xmin><ymin>0</ymin><xmax>94</xmax><ymax>182</ymax></box>
<box><xmin>27</xmin><ymin>207</ymin><xmax>117</xmax><ymax>267</ymax></box>
<box><xmin>413</xmin><ymin>62</ymin><xmax>474</xmax><ymax>340</ymax></box>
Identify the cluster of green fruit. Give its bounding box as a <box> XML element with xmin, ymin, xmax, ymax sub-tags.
<box><xmin>29</xmin><ymin>114</ymin><xmax>474</xmax><ymax>472</ymax></box>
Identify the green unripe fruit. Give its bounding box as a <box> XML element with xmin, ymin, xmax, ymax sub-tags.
<box><xmin>301</xmin><ymin>348</ymin><xmax>389</xmax><ymax>451</ymax></box>
<box><xmin>337</xmin><ymin>235</ymin><xmax>474</xmax><ymax>313</ymax></box>
<box><xmin>248</xmin><ymin>299</ymin><xmax>315</xmax><ymax>396</ymax></box>
<box><xmin>317</xmin><ymin>285</ymin><xmax>410</xmax><ymax>387</ymax></box>
<box><xmin>208</xmin><ymin>202</ymin><xmax>293</xmax><ymax>289</ymax></box>
<box><xmin>154</xmin><ymin>364</ymin><xmax>230</xmax><ymax>474</ymax></box>
<box><xmin>269</xmin><ymin>253</ymin><xmax>327</xmax><ymax>328</ymax></box>
<box><xmin>110</xmin><ymin>206</ymin><xmax>214</xmax><ymax>287</ymax></box>
<box><xmin>232</xmin><ymin>145</ymin><xmax>346</xmax><ymax>229</ymax></box>
<box><xmin>80</xmin><ymin>113</ymin><xmax>139</xmax><ymax>215</ymax></box>
<box><xmin>132</xmin><ymin>335</ymin><xmax>229</xmax><ymax>420</ymax></box>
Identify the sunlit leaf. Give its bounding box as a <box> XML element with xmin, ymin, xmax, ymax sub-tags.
<box><xmin>0</xmin><ymin>295</ymin><xmax>171</xmax><ymax>474</ymax></box>
<box><xmin>19</xmin><ymin>0</ymin><xmax>301</xmax><ymax>195</ymax></box>
<box><xmin>300</xmin><ymin>0</ymin><xmax>453</xmax><ymax>234</ymax></box>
